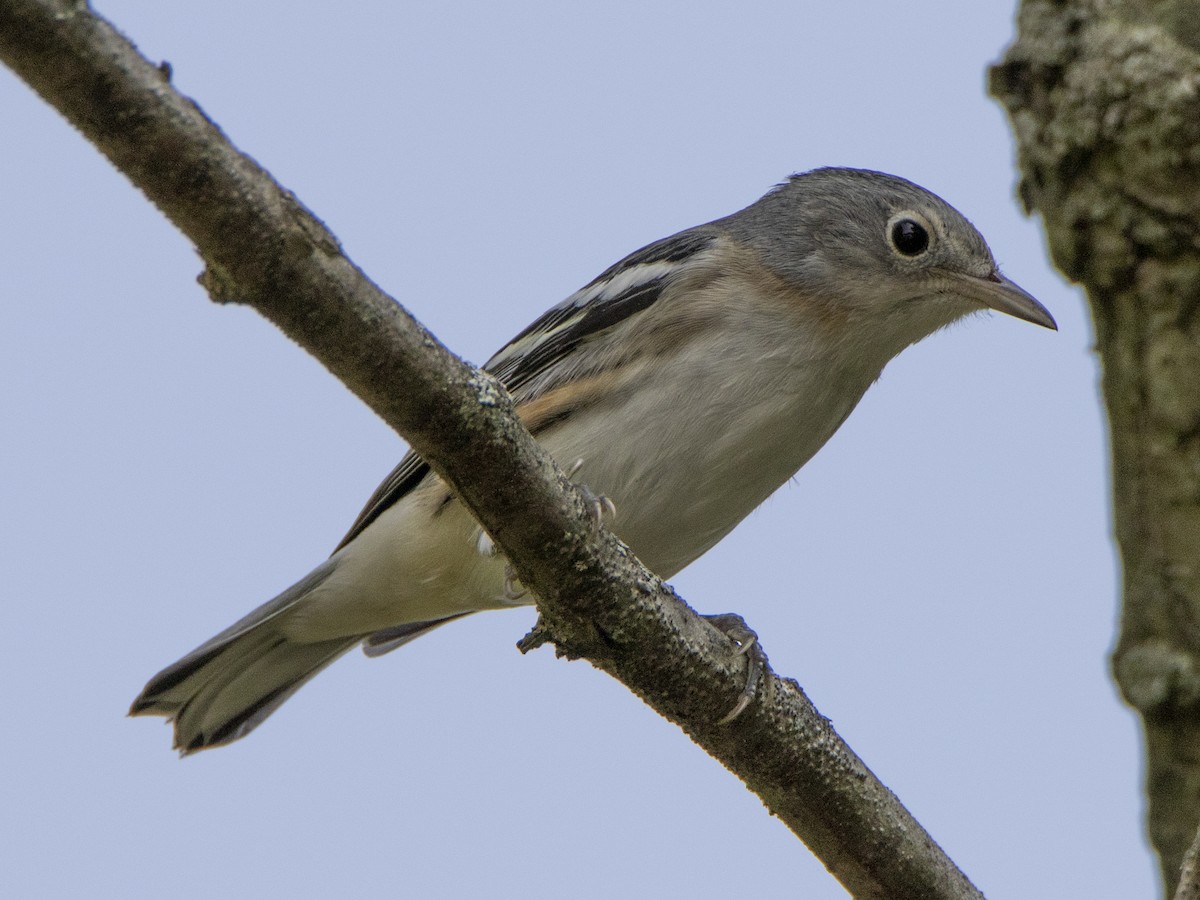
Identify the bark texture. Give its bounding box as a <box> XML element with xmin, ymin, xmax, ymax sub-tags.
<box><xmin>992</xmin><ymin>2</ymin><xmax>1200</xmax><ymax>893</ymax></box>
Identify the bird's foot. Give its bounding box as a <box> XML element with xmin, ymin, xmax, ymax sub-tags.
<box><xmin>567</xmin><ymin>458</ymin><xmax>616</xmax><ymax>530</ymax></box>
<box><xmin>503</xmin><ymin>563</ymin><xmax>528</xmax><ymax>601</ymax></box>
<box><xmin>703</xmin><ymin>612</ymin><xmax>769</xmax><ymax>724</ymax></box>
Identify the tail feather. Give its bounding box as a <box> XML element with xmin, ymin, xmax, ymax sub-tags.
<box><xmin>361</xmin><ymin>613</ymin><xmax>471</xmax><ymax>657</ymax></box>
<box><xmin>132</xmin><ymin>623</ymin><xmax>359</xmax><ymax>754</ymax></box>
<box><xmin>132</xmin><ymin>559</ymin><xmax>473</xmax><ymax>754</ymax></box>
<box><xmin>177</xmin><ymin>634</ymin><xmax>357</xmax><ymax>753</ymax></box>
<box><xmin>131</xmin><ymin>559</ymin><xmax>360</xmax><ymax>754</ymax></box>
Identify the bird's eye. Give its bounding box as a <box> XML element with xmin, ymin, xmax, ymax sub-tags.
<box><xmin>890</xmin><ymin>219</ymin><xmax>929</xmax><ymax>257</ymax></box>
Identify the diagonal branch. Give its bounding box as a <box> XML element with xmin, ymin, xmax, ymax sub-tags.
<box><xmin>0</xmin><ymin>1</ymin><xmax>982</xmax><ymax>896</ymax></box>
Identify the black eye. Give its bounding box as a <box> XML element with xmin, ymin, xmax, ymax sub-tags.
<box><xmin>890</xmin><ymin>219</ymin><xmax>929</xmax><ymax>256</ymax></box>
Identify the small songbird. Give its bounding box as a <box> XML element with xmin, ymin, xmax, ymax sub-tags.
<box><xmin>131</xmin><ymin>167</ymin><xmax>1056</xmax><ymax>754</ymax></box>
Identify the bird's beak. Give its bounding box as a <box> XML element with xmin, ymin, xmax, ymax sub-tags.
<box><xmin>955</xmin><ymin>270</ymin><xmax>1057</xmax><ymax>330</ymax></box>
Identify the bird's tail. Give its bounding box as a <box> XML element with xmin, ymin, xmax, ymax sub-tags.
<box><xmin>132</xmin><ymin>629</ymin><xmax>359</xmax><ymax>755</ymax></box>
<box><xmin>129</xmin><ymin>560</ymin><xmax>361</xmax><ymax>755</ymax></box>
<box><xmin>131</xmin><ymin>559</ymin><xmax>467</xmax><ymax>754</ymax></box>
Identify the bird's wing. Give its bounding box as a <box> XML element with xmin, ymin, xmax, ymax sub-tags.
<box><xmin>331</xmin><ymin>228</ymin><xmax>718</xmax><ymax>554</ymax></box>
<box><xmin>484</xmin><ymin>229</ymin><xmax>715</xmax><ymax>397</ymax></box>
<box><xmin>332</xmin><ymin>450</ymin><xmax>430</xmax><ymax>553</ymax></box>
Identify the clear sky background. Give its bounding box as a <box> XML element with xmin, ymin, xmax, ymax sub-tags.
<box><xmin>0</xmin><ymin>2</ymin><xmax>1158</xmax><ymax>897</ymax></box>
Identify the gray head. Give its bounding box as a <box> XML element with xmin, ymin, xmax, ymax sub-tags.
<box><xmin>721</xmin><ymin>168</ymin><xmax>1055</xmax><ymax>346</ymax></box>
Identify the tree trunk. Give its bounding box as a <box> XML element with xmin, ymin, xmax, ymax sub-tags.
<box><xmin>991</xmin><ymin>2</ymin><xmax>1200</xmax><ymax>894</ymax></box>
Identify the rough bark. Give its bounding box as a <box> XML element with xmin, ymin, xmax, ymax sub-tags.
<box><xmin>991</xmin><ymin>2</ymin><xmax>1200</xmax><ymax>893</ymax></box>
<box><xmin>1176</xmin><ymin>823</ymin><xmax>1200</xmax><ymax>900</ymax></box>
<box><xmin>0</xmin><ymin>1</ymin><xmax>985</xmax><ymax>896</ymax></box>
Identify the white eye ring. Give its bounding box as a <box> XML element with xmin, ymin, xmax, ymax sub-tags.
<box><xmin>886</xmin><ymin>212</ymin><xmax>934</xmax><ymax>258</ymax></box>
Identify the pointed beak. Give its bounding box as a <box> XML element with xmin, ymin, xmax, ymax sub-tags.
<box><xmin>955</xmin><ymin>270</ymin><xmax>1057</xmax><ymax>330</ymax></box>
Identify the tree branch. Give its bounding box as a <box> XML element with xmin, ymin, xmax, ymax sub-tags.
<box><xmin>0</xmin><ymin>1</ymin><xmax>982</xmax><ymax>896</ymax></box>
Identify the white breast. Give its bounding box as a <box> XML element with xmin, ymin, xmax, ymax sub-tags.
<box><xmin>536</xmin><ymin>312</ymin><xmax>881</xmax><ymax>578</ymax></box>
<box><xmin>285</xmin><ymin>263</ymin><xmax>896</xmax><ymax>643</ymax></box>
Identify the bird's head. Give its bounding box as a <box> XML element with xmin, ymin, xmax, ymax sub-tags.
<box><xmin>725</xmin><ymin>167</ymin><xmax>1056</xmax><ymax>357</ymax></box>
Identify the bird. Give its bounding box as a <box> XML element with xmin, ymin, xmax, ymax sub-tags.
<box><xmin>130</xmin><ymin>167</ymin><xmax>1056</xmax><ymax>754</ymax></box>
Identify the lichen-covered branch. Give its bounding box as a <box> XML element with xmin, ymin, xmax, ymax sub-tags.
<box><xmin>0</xmin><ymin>0</ymin><xmax>984</xmax><ymax>896</ymax></box>
<box><xmin>991</xmin><ymin>2</ymin><xmax>1200</xmax><ymax>893</ymax></box>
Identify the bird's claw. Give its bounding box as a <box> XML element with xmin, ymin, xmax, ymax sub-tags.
<box><xmin>567</xmin><ymin>458</ymin><xmax>616</xmax><ymax>529</ymax></box>
<box><xmin>503</xmin><ymin>564</ymin><xmax>528</xmax><ymax>601</ymax></box>
<box><xmin>592</xmin><ymin>493</ymin><xmax>617</xmax><ymax>525</ymax></box>
<box><xmin>703</xmin><ymin>612</ymin><xmax>768</xmax><ymax>725</ymax></box>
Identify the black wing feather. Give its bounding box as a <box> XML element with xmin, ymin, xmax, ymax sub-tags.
<box><xmin>496</xmin><ymin>228</ymin><xmax>715</xmax><ymax>359</ymax></box>
<box><xmin>332</xmin><ymin>228</ymin><xmax>717</xmax><ymax>553</ymax></box>
<box><xmin>486</xmin><ymin>277</ymin><xmax>663</xmax><ymax>394</ymax></box>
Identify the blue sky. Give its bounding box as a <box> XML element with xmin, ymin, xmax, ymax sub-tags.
<box><xmin>0</xmin><ymin>2</ymin><xmax>1156</xmax><ymax>897</ymax></box>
